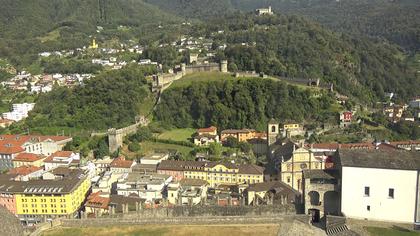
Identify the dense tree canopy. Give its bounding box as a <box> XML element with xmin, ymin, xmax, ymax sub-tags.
<box><xmin>23</xmin><ymin>65</ymin><xmax>152</xmax><ymax>131</ymax></box>
<box><xmin>146</xmin><ymin>0</ymin><xmax>420</xmax><ymax>51</ymax></box>
<box><xmin>197</xmin><ymin>14</ymin><xmax>419</xmax><ymax>101</ymax></box>
<box><xmin>155</xmin><ymin>78</ymin><xmax>336</xmax><ymax>131</ymax></box>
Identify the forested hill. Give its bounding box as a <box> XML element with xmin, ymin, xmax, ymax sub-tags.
<box><xmin>202</xmin><ymin>14</ymin><xmax>418</xmax><ymax>101</ymax></box>
<box><xmin>146</xmin><ymin>0</ymin><xmax>420</xmax><ymax>51</ymax></box>
<box><xmin>155</xmin><ymin>78</ymin><xmax>336</xmax><ymax>131</ymax></box>
<box><xmin>0</xmin><ymin>0</ymin><xmax>179</xmax><ymax>39</ymax></box>
<box><xmin>144</xmin><ymin>0</ymin><xmax>236</xmax><ymax>19</ymax></box>
<box><xmin>17</xmin><ymin>66</ymin><xmax>154</xmax><ymax>132</ymax></box>
<box><xmin>0</xmin><ymin>0</ymin><xmax>181</xmax><ymax>66</ymax></box>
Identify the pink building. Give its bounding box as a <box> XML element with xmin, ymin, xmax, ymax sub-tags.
<box><xmin>0</xmin><ymin>181</ymin><xmax>19</xmax><ymax>215</ymax></box>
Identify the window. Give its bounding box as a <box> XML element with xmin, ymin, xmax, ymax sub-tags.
<box><xmin>388</xmin><ymin>188</ymin><xmax>394</xmax><ymax>199</ymax></box>
<box><xmin>367</xmin><ymin>205</ymin><xmax>370</xmax><ymax>211</ymax></box>
<box><xmin>271</xmin><ymin>125</ymin><xmax>276</xmax><ymax>133</ymax></box>
<box><xmin>364</xmin><ymin>187</ymin><xmax>370</xmax><ymax>197</ymax></box>
<box><xmin>287</xmin><ymin>177</ymin><xmax>291</xmax><ymax>183</ymax></box>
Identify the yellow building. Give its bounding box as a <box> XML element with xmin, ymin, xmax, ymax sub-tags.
<box><xmin>274</xmin><ymin>140</ymin><xmax>323</xmax><ymax>192</ymax></box>
<box><xmin>283</xmin><ymin>123</ymin><xmax>300</xmax><ymax>130</ymax></box>
<box><xmin>221</xmin><ymin>129</ymin><xmax>267</xmax><ymax>143</ymax></box>
<box><xmin>158</xmin><ymin>161</ymin><xmax>264</xmax><ymax>188</ymax></box>
<box><xmin>14</xmin><ymin>169</ymin><xmax>90</xmax><ymax>224</ymax></box>
<box><xmin>12</xmin><ymin>153</ymin><xmax>46</xmax><ymax>168</ymax></box>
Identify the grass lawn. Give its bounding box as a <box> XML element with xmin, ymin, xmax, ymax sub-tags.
<box><xmin>366</xmin><ymin>226</ymin><xmax>420</xmax><ymax>236</ymax></box>
<box><xmin>42</xmin><ymin>224</ymin><xmax>279</xmax><ymax>236</ymax></box>
<box><xmin>139</xmin><ymin>140</ymin><xmax>194</xmax><ymax>157</ymax></box>
<box><xmin>363</xmin><ymin>124</ymin><xmax>387</xmax><ymax>131</ymax></box>
<box><xmin>157</xmin><ymin>128</ymin><xmax>196</xmax><ymax>142</ymax></box>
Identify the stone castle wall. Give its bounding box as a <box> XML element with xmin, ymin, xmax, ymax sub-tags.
<box><xmin>60</xmin><ymin>205</ymin><xmax>300</xmax><ymax>228</ymax></box>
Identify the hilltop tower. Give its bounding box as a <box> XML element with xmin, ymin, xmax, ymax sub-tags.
<box><xmin>220</xmin><ymin>60</ymin><xmax>228</xmax><ymax>73</ymax></box>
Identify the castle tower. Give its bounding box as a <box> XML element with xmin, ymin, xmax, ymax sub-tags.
<box><xmin>181</xmin><ymin>63</ymin><xmax>186</xmax><ymax>76</ymax></box>
<box><xmin>267</xmin><ymin>119</ymin><xmax>279</xmax><ymax>147</ymax></box>
<box><xmin>220</xmin><ymin>60</ymin><xmax>228</xmax><ymax>73</ymax></box>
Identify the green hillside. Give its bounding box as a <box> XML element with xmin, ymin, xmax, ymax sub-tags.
<box><xmin>155</xmin><ymin>77</ymin><xmax>336</xmax><ymax>131</ymax></box>
<box><xmin>10</xmin><ymin>65</ymin><xmax>155</xmax><ymax>134</ymax></box>
<box><xmin>202</xmin><ymin>14</ymin><xmax>419</xmax><ymax>101</ymax></box>
<box><xmin>0</xmin><ymin>0</ymin><xmax>181</xmax><ymax>66</ymax></box>
<box><xmin>144</xmin><ymin>0</ymin><xmax>236</xmax><ymax>19</ymax></box>
<box><xmin>0</xmin><ymin>0</ymin><xmax>179</xmax><ymax>39</ymax></box>
<box><xmin>146</xmin><ymin>0</ymin><xmax>420</xmax><ymax>51</ymax></box>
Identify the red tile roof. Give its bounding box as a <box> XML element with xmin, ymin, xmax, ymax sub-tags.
<box><xmin>0</xmin><ymin>119</ymin><xmax>14</xmax><ymax>124</ymax></box>
<box><xmin>0</xmin><ymin>135</ymin><xmax>71</xmax><ymax>154</ymax></box>
<box><xmin>0</xmin><ymin>134</ymin><xmax>71</xmax><ymax>143</ymax></box>
<box><xmin>308</xmin><ymin>142</ymin><xmax>374</xmax><ymax>150</ymax></box>
<box><xmin>390</xmin><ymin>140</ymin><xmax>420</xmax><ymax>146</ymax></box>
<box><xmin>110</xmin><ymin>156</ymin><xmax>134</xmax><ymax>169</ymax></box>
<box><xmin>197</xmin><ymin>126</ymin><xmax>217</xmax><ymax>133</ymax></box>
<box><xmin>0</xmin><ymin>141</ymin><xmax>25</xmax><ymax>154</ymax></box>
<box><xmin>44</xmin><ymin>151</ymin><xmax>75</xmax><ymax>163</ymax></box>
<box><xmin>12</xmin><ymin>153</ymin><xmax>44</xmax><ymax>162</ymax></box>
<box><xmin>86</xmin><ymin>192</ymin><xmax>110</xmax><ymax>209</ymax></box>
<box><xmin>8</xmin><ymin>165</ymin><xmax>42</xmax><ymax>176</ymax></box>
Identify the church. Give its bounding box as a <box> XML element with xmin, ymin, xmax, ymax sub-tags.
<box><xmin>267</xmin><ymin>119</ymin><xmax>326</xmax><ymax>192</ymax></box>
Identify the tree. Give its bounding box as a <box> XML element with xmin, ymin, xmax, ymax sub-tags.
<box><xmin>208</xmin><ymin>142</ymin><xmax>222</xmax><ymax>158</ymax></box>
<box><xmin>224</xmin><ymin>136</ymin><xmax>239</xmax><ymax>148</ymax></box>
<box><xmin>94</xmin><ymin>139</ymin><xmax>109</xmax><ymax>159</ymax></box>
<box><xmin>131</xmin><ymin>127</ymin><xmax>152</xmax><ymax>142</ymax></box>
<box><xmin>128</xmin><ymin>142</ymin><xmax>141</xmax><ymax>152</ymax></box>
<box><xmin>238</xmin><ymin>141</ymin><xmax>252</xmax><ymax>153</ymax></box>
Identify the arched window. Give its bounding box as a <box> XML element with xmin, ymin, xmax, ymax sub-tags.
<box><xmin>271</xmin><ymin>125</ymin><xmax>276</xmax><ymax>133</ymax></box>
<box><xmin>308</xmin><ymin>191</ymin><xmax>320</xmax><ymax>206</ymax></box>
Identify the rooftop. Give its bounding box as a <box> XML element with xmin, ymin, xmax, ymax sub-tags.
<box><xmin>0</xmin><ymin>169</ymin><xmax>87</xmax><ymax>194</ymax></box>
<box><xmin>44</xmin><ymin>151</ymin><xmax>78</xmax><ymax>163</ymax></box>
<box><xmin>12</xmin><ymin>153</ymin><xmax>44</xmax><ymax>162</ymax></box>
<box><xmin>180</xmin><ymin>178</ymin><xmax>209</xmax><ymax>186</ymax></box>
<box><xmin>247</xmin><ymin>181</ymin><xmax>300</xmax><ymax>196</ymax></box>
<box><xmin>197</xmin><ymin>126</ymin><xmax>217</xmax><ymax>133</ymax></box>
<box><xmin>221</xmin><ymin>129</ymin><xmax>256</xmax><ymax>134</ymax></box>
<box><xmin>86</xmin><ymin>192</ymin><xmax>110</xmax><ymax>209</ymax></box>
<box><xmin>157</xmin><ymin>160</ymin><xmax>264</xmax><ymax>175</ymax></box>
<box><xmin>7</xmin><ymin>165</ymin><xmax>42</xmax><ymax>176</ymax></box>
<box><xmin>110</xmin><ymin>156</ymin><xmax>134</xmax><ymax>169</ymax></box>
<box><xmin>302</xmin><ymin>169</ymin><xmax>338</xmax><ymax>180</ymax></box>
<box><xmin>338</xmin><ymin>149</ymin><xmax>420</xmax><ymax>170</ymax></box>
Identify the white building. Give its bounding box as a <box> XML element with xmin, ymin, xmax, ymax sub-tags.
<box><xmin>2</xmin><ymin>103</ymin><xmax>35</xmax><ymax>121</ymax></box>
<box><xmin>0</xmin><ymin>135</ymin><xmax>72</xmax><ymax>170</ymax></box>
<box><xmin>140</xmin><ymin>153</ymin><xmax>169</xmax><ymax>165</ymax></box>
<box><xmin>44</xmin><ymin>151</ymin><xmax>80</xmax><ymax>170</ymax></box>
<box><xmin>338</xmin><ymin>149</ymin><xmax>420</xmax><ymax>223</ymax></box>
<box><xmin>116</xmin><ymin>172</ymin><xmax>172</xmax><ymax>203</ymax></box>
<box><xmin>256</xmin><ymin>6</ymin><xmax>273</xmax><ymax>15</ymax></box>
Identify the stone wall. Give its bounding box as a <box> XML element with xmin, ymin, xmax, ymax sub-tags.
<box><xmin>108</xmin><ymin>117</ymin><xmax>149</xmax><ymax>153</ymax></box>
<box><xmin>114</xmin><ymin>204</ymin><xmax>295</xmax><ymax>218</ymax></box>
<box><xmin>29</xmin><ymin>219</ymin><xmax>61</xmax><ymax>236</ymax></box>
<box><xmin>61</xmin><ymin>214</ymin><xmax>306</xmax><ymax>228</ymax></box>
<box><xmin>185</xmin><ymin>63</ymin><xmax>221</xmax><ymax>74</ymax></box>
